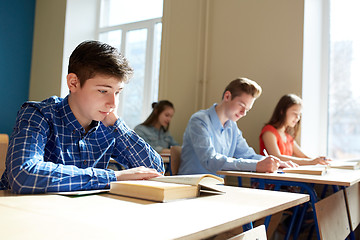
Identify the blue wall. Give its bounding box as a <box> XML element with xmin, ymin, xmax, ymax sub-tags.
<box><xmin>0</xmin><ymin>0</ymin><xmax>36</xmax><ymax>136</ymax></box>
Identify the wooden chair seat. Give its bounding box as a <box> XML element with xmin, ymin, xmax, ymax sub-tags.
<box><xmin>0</xmin><ymin>134</ymin><xmax>9</xmax><ymax>175</ymax></box>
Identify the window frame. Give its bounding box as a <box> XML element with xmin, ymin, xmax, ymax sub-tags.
<box><xmin>301</xmin><ymin>0</ymin><xmax>330</xmax><ymax>156</ymax></box>
<box><xmin>96</xmin><ymin>2</ymin><xmax>162</xmax><ymax>127</ymax></box>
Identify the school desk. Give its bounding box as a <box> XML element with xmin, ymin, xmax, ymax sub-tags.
<box><xmin>218</xmin><ymin>168</ymin><xmax>360</xmax><ymax>240</ymax></box>
<box><xmin>0</xmin><ymin>185</ymin><xmax>308</xmax><ymax>240</ymax></box>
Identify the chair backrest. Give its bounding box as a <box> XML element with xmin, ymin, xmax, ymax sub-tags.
<box><xmin>228</xmin><ymin>225</ymin><xmax>267</xmax><ymax>240</ymax></box>
<box><xmin>0</xmin><ymin>134</ymin><xmax>9</xmax><ymax>175</ymax></box>
<box><xmin>170</xmin><ymin>146</ymin><xmax>182</xmax><ymax>175</ymax></box>
<box><xmin>315</xmin><ymin>189</ymin><xmax>350</xmax><ymax>240</ymax></box>
<box><xmin>344</xmin><ymin>182</ymin><xmax>360</xmax><ymax>232</ymax></box>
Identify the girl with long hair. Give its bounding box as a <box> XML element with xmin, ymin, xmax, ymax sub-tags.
<box><xmin>260</xmin><ymin>94</ymin><xmax>330</xmax><ymax>165</ymax></box>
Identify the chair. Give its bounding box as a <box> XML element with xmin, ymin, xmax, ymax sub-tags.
<box><xmin>344</xmin><ymin>182</ymin><xmax>360</xmax><ymax>233</ymax></box>
<box><xmin>0</xmin><ymin>134</ymin><xmax>9</xmax><ymax>175</ymax></box>
<box><xmin>169</xmin><ymin>146</ymin><xmax>182</xmax><ymax>175</ymax></box>
<box><xmin>228</xmin><ymin>225</ymin><xmax>267</xmax><ymax>240</ymax></box>
<box><xmin>314</xmin><ymin>189</ymin><xmax>350</xmax><ymax>240</ymax></box>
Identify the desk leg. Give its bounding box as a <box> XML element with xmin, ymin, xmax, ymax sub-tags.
<box><xmin>168</xmin><ymin>157</ymin><xmax>172</xmax><ymax>176</ymax></box>
<box><xmin>261</xmin><ymin>180</ymin><xmax>321</xmax><ymax>240</ymax></box>
<box><xmin>242</xmin><ymin>222</ymin><xmax>253</xmax><ymax>231</ymax></box>
<box><xmin>284</xmin><ymin>205</ymin><xmax>300</xmax><ymax>240</ymax></box>
<box><xmin>237</xmin><ymin>177</ymin><xmax>242</xmax><ymax>187</ymax></box>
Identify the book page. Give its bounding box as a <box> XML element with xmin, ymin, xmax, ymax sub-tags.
<box><xmin>150</xmin><ymin>174</ymin><xmax>224</xmax><ymax>186</ymax></box>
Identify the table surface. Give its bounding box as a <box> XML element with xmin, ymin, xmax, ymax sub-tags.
<box><xmin>0</xmin><ymin>185</ymin><xmax>308</xmax><ymax>240</ymax></box>
<box><xmin>218</xmin><ymin>168</ymin><xmax>360</xmax><ymax>187</ymax></box>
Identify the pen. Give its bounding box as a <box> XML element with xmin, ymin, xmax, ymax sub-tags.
<box><xmin>263</xmin><ymin>149</ymin><xmax>269</xmax><ymax>157</ymax></box>
<box><xmin>264</xmin><ymin>149</ymin><xmax>285</xmax><ymax>174</ymax></box>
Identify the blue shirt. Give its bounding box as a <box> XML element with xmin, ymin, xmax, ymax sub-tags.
<box><xmin>134</xmin><ymin>124</ymin><xmax>179</xmax><ymax>153</ymax></box>
<box><xmin>0</xmin><ymin>96</ymin><xmax>164</xmax><ymax>194</ymax></box>
<box><xmin>178</xmin><ymin>104</ymin><xmax>264</xmax><ymax>175</ymax></box>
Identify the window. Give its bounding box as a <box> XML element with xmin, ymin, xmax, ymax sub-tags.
<box><xmin>328</xmin><ymin>0</ymin><xmax>360</xmax><ymax>159</ymax></box>
<box><xmin>98</xmin><ymin>0</ymin><xmax>163</xmax><ymax>129</ymax></box>
<box><xmin>302</xmin><ymin>0</ymin><xmax>360</xmax><ymax>159</ymax></box>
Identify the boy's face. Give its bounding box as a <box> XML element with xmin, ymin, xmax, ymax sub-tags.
<box><xmin>67</xmin><ymin>73</ymin><xmax>124</xmax><ymax>128</ymax></box>
<box><xmin>223</xmin><ymin>91</ymin><xmax>255</xmax><ymax>122</ymax></box>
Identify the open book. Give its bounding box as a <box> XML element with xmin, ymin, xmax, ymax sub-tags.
<box><xmin>110</xmin><ymin>174</ymin><xmax>224</xmax><ymax>202</ymax></box>
<box><xmin>281</xmin><ymin>165</ymin><xmax>328</xmax><ymax>175</ymax></box>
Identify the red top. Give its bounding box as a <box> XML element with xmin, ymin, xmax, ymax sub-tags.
<box><xmin>259</xmin><ymin>124</ymin><xmax>294</xmax><ymax>156</ymax></box>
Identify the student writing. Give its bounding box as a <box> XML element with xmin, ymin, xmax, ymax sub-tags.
<box><xmin>178</xmin><ymin>78</ymin><xmax>296</xmax><ymax>175</ymax></box>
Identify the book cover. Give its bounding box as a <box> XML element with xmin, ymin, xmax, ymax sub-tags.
<box><xmin>109</xmin><ymin>174</ymin><xmax>224</xmax><ymax>202</ymax></box>
<box><xmin>282</xmin><ymin>165</ymin><xmax>328</xmax><ymax>175</ymax></box>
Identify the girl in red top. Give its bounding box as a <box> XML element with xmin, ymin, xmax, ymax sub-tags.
<box><xmin>260</xmin><ymin>94</ymin><xmax>330</xmax><ymax>165</ymax></box>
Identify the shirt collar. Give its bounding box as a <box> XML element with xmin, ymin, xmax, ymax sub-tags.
<box><xmin>209</xmin><ymin>104</ymin><xmax>225</xmax><ymax>132</ymax></box>
<box><xmin>59</xmin><ymin>96</ymin><xmax>100</xmax><ymax>134</ymax></box>
<box><xmin>209</xmin><ymin>103</ymin><xmax>232</xmax><ymax>133</ymax></box>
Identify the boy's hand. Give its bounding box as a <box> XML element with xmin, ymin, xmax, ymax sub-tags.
<box><xmin>114</xmin><ymin>166</ymin><xmax>162</xmax><ymax>181</ymax></box>
<box><xmin>102</xmin><ymin>111</ymin><xmax>119</xmax><ymax>127</ymax></box>
<box><xmin>256</xmin><ymin>156</ymin><xmax>297</xmax><ymax>173</ymax></box>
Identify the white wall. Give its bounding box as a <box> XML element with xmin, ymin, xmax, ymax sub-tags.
<box><xmin>160</xmin><ymin>0</ymin><xmax>305</xmax><ymax>152</ymax></box>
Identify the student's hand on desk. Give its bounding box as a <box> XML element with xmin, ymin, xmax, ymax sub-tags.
<box><xmin>256</xmin><ymin>156</ymin><xmax>297</xmax><ymax>173</ymax></box>
<box><xmin>102</xmin><ymin>111</ymin><xmax>119</xmax><ymax>127</ymax></box>
<box><xmin>311</xmin><ymin>156</ymin><xmax>332</xmax><ymax>165</ymax></box>
<box><xmin>115</xmin><ymin>166</ymin><xmax>162</xmax><ymax>181</ymax></box>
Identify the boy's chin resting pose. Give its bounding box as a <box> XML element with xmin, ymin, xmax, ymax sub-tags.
<box><xmin>0</xmin><ymin>40</ymin><xmax>164</xmax><ymax>194</ymax></box>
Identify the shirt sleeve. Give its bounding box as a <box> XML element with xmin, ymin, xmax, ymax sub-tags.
<box><xmin>111</xmin><ymin>120</ymin><xmax>165</xmax><ymax>173</ymax></box>
<box><xmin>187</xmin><ymin>116</ymin><xmax>262</xmax><ymax>173</ymax></box>
<box><xmin>6</xmin><ymin>106</ymin><xmax>117</xmax><ymax>194</ymax></box>
<box><xmin>222</xmin><ymin>128</ymin><xmax>265</xmax><ymax>172</ymax></box>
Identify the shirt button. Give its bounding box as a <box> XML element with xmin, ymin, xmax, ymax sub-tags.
<box><xmin>72</xmin><ymin>130</ymin><xmax>76</xmax><ymax>134</ymax></box>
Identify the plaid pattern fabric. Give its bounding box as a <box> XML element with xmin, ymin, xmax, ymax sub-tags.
<box><xmin>0</xmin><ymin>96</ymin><xmax>164</xmax><ymax>193</ymax></box>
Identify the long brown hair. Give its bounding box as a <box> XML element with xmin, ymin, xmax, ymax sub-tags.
<box><xmin>266</xmin><ymin>94</ymin><xmax>302</xmax><ymax>138</ymax></box>
<box><xmin>142</xmin><ymin>100</ymin><xmax>174</xmax><ymax>132</ymax></box>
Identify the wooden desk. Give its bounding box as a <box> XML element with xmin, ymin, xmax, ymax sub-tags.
<box><xmin>218</xmin><ymin>168</ymin><xmax>360</xmax><ymax>187</ymax></box>
<box><xmin>0</xmin><ymin>185</ymin><xmax>308</xmax><ymax>240</ymax></box>
<box><xmin>218</xmin><ymin>168</ymin><xmax>360</xmax><ymax>240</ymax></box>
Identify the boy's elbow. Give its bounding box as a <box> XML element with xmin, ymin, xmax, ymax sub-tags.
<box><xmin>8</xmin><ymin>172</ymin><xmax>37</xmax><ymax>194</ymax></box>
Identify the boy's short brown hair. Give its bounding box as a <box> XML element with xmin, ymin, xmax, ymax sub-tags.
<box><xmin>222</xmin><ymin>77</ymin><xmax>262</xmax><ymax>100</ymax></box>
<box><xmin>68</xmin><ymin>40</ymin><xmax>134</xmax><ymax>86</ymax></box>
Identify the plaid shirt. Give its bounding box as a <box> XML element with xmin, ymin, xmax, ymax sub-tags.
<box><xmin>0</xmin><ymin>96</ymin><xmax>164</xmax><ymax>194</ymax></box>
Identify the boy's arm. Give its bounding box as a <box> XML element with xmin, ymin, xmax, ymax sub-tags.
<box><xmin>185</xmin><ymin>116</ymin><xmax>257</xmax><ymax>173</ymax></box>
<box><xmin>6</xmin><ymin>107</ymin><xmax>116</xmax><ymax>194</ymax></box>
<box><xmin>109</xmin><ymin>119</ymin><xmax>165</xmax><ymax>173</ymax></box>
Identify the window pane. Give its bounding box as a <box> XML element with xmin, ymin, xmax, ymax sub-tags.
<box><xmin>100</xmin><ymin>0</ymin><xmax>163</xmax><ymax>27</ymax></box>
<box><xmin>120</xmin><ymin>29</ymin><xmax>148</xmax><ymax>128</ymax></box>
<box><xmin>328</xmin><ymin>0</ymin><xmax>360</xmax><ymax>159</ymax></box>
<box><xmin>99</xmin><ymin>30</ymin><xmax>122</xmax><ymax>50</ymax></box>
